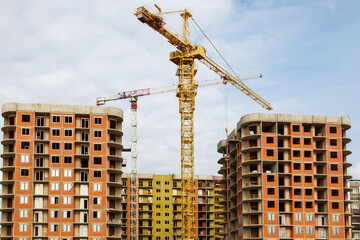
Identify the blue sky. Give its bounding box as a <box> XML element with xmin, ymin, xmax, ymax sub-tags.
<box><xmin>0</xmin><ymin>0</ymin><xmax>359</xmax><ymax>177</ymax></box>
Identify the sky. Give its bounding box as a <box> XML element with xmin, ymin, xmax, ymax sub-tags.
<box><xmin>0</xmin><ymin>0</ymin><xmax>359</xmax><ymax>177</ymax></box>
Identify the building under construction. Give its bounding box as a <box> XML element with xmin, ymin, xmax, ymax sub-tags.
<box><xmin>217</xmin><ymin>113</ymin><xmax>352</xmax><ymax>239</ymax></box>
<box><xmin>0</xmin><ymin>103</ymin><xmax>124</xmax><ymax>239</ymax></box>
<box><xmin>349</xmin><ymin>180</ymin><xmax>360</xmax><ymax>239</ymax></box>
<box><xmin>120</xmin><ymin>173</ymin><xmax>223</xmax><ymax>240</ymax></box>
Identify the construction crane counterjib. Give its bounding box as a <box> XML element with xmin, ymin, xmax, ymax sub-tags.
<box><xmin>135</xmin><ymin>6</ymin><xmax>194</xmax><ymax>53</ymax></box>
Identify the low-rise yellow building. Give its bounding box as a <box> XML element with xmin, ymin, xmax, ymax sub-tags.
<box><xmin>121</xmin><ymin>173</ymin><xmax>223</xmax><ymax>240</ymax></box>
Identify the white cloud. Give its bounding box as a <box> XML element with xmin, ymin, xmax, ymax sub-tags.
<box><xmin>349</xmin><ymin>162</ymin><xmax>360</xmax><ymax>180</ymax></box>
<box><xmin>0</xmin><ymin>0</ymin><xmax>359</xmax><ymax>177</ymax></box>
<box><xmin>320</xmin><ymin>0</ymin><xmax>337</xmax><ymax>12</ymax></box>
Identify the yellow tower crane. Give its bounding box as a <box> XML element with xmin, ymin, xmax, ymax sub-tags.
<box><xmin>134</xmin><ymin>5</ymin><xmax>272</xmax><ymax>240</ymax></box>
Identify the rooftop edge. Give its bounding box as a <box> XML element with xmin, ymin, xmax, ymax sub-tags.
<box><xmin>2</xmin><ymin>102</ymin><xmax>123</xmax><ymax>119</ymax></box>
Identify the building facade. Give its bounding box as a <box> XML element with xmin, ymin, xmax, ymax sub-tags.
<box><xmin>217</xmin><ymin>113</ymin><xmax>352</xmax><ymax>240</ymax></box>
<box><xmin>0</xmin><ymin>103</ymin><xmax>124</xmax><ymax>240</ymax></box>
<box><xmin>120</xmin><ymin>173</ymin><xmax>224</xmax><ymax>240</ymax></box>
<box><xmin>350</xmin><ymin>180</ymin><xmax>360</xmax><ymax>239</ymax></box>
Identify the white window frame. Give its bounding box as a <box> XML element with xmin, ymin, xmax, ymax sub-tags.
<box><xmin>21</xmin><ymin>155</ymin><xmax>29</xmax><ymax>163</ymax></box>
<box><xmin>268</xmin><ymin>213</ymin><xmax>275</xmax><ymax>221</ymax></box>
<box><xmin>94</xmin><ymin>197</ymin><xmax>101</xmax><ymax>205</ymax></box>
<box><xmin>63</xmin><ymin>196</ymin><xmax>71</xmax><ymax>205</ymax></box>
<box><xmin>20</xmin><ymin>182</ymin><xmax>29</xmax><ymax>190</ymax></box>
<box><xmin>268</xmin><ymin>226</ymin><xmax>276</xmax><ymax>234</ymax></box>
<box><xmin>93</xmin><ymin>210</ymin><xmax>100</xmax><ymax>219</ymax></box>
<box><xmin>63</xmin><ymin>183</ymin><xmax>72</xmax><ymax>191</ymax></box>
<box><xmin>50</xmin><ymin>224</ymin><xmax>59</xmax><ymax>232</ymax></box>
<box><xmin>63</xmin><ymin>210</ymin><xmax>71</xmax><ymax>218</ymax></box>
<box><xmin>332</xmin><ymin>213</ymin><xmax>340</xmax><ymax>222</ymax></box>
<box><xmin>333</xmin><ymin>227</ymin><xmax>340</xmax><ymax>235</ymax></box>
<box><xmin>20</xmin><ymin>196</ymin><xmax>28</xmax><ymax>204</ymax></box>
<box><xmin>51</xmin><ymin>196</ymin><xmax>59</xmax><ymax>205</ymax></box>
<box><xmin>93</xmin><ymin>183</ymin><xmax>101</xmax><ymax>192</ymax></box>
<box><xmin>64</xmin><ymin>169</ymin><xmax>72</xmax><ymax>177</ymax></box>
<box><xmin>295</xmin><ymin>213</ymin><xmax>302</xmax><ymax>221</ymax></box>
<box><xmin>20</xmin><ymin>209</ymin><xmax>28</xmax><ymax>218</ymax></box>
<box><xmin>306</xmin><ymin>213</ymin><xmax>313</xmax><ymax>222</ymax></box>
<box><xmin>51</xmin><ymin>183</ymin><xmax>59</xmax><ymax>191</ymax></box>
<box><xmin>63</xmin><ymin>224</ymin><xmax>71</xmax><ymax>232</ymax></box>
<box><xmin>50</xmin><ymin>210</ymin><xmax>59</xmax><ymax>218</ymax></box>
<box><xmin>51</xmin><ymin>169</ymin><xmax>60</xmax><ymax>177</ymax></box>
<box><xmin>93</xmin><ymin>224</ymin><xmax>101</xmax><ymax>232</ymax></box>
<box><xmin>19</xmin><ymin>223</ymin><xmax>28</xmax><ymax>232</ymax></box>
<box><xmin>306</xmin><ymin>226</ymin><xmax>314</xmax><ymax>234</ymax></box>
<box><xmin>295</xmin><ymin>226</ymin><xmax>302</xmax><ymax>234</ymax></box>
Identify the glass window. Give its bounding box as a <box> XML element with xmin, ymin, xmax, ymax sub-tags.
<box><xmin>64</xmin><ymin>116</ymin><xmax>73</xmax><ymax>124</ymax></box>
<box><xmin>64</xmin><ymin>156</ymin><xmax>72</xmax><ymax>164</ymax></box>
<box><xmin>52</xmin><ymin>156</ymin><xmax>60</xmax><ymax>164</ymax></box>
<box><xmin>64</xmin><ymin>143</ymin><xmax>72</xmax><ymax>150</ymax></box>
<box><xmin>94</xmin><ymin>130</ymin><xmax>102</xmax><ymax>138</ymax></box>
<box><xmin>52</xmin><ymin>129</ymin><xmax>60</xmax><ymax>136</ymax></box>
<box><xmin>21</xmin><ymin>169</ymin><xmax>29</xmax><ymax>176</ymax></box>
<box><xmin>21</xmin><ymin>128</ymin><xmax>30</xmax><ymax>135</ymax></box>
<box><xmin>64</xmin><ymin>129</ymin><xmax>72</xmax><ymax>137</ymax></box>
<box><xmin>52</xmin><ymin>116</ymin><xmax>60</xmax><ymax>123</ymax></box>
<box><xmin>94</xmin><ymin>117</ymin><xmax>102</xmax><ymax>125</ymax></box>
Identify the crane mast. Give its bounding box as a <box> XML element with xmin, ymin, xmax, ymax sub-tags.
<box><xmin>129</xmin><ymin>97</ymin><xmax>139</xmax><ymax>240</ymax></box>
<box><xmin>177</xmin><ymin>51</ymin><xmax>197</xmax><ymax>240</ymax></box>
<box><xmin>177</xmin><ymin>11</ymin><xmax>197</xmax><ymax>240</ymax></box>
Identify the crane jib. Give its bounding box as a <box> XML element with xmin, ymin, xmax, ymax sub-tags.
<box><xmin>118</xmin><ymin>88</ymin><xmax>151</xmax><ymax>99</ymax></box>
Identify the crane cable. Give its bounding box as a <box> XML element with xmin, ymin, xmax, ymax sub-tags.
<box><xmin>191</xmin><ymin>17</ymin><xmax>232</xmax><ymax>137</ymax></box>
<box><xmin>190</xmin><ymin>17</ymin><xmax>243</xmax><ymax>82</ymax></box>
<box><xmin>224</xmin><ymin>83</ymin><xmax>229</xmax><ymax>138</ymax></box>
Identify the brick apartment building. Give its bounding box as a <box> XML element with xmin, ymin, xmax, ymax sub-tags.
<box><xmin>120</xmin><ymin>173</ymin><xmax>223</xmax><ymax>240</ymax></box>
<box><xmin>0</xmin><ymin>103</ymin><xmax>124</xmax><ymax>240</ymax></box>
<box><xmin>217</xmin><ymin>113</ymin><xmax>352</xmax><ymax>239</ymax></box>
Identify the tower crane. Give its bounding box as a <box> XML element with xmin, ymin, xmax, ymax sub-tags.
<box><xmin>134</xmin><ymin>5</ymin><xmax>272</xmax><ymax>240</ymax></box>
<box><xmin>96</xmin><ymin>75</ymin><xmax>261</xmax><ymax>240</ymax></box>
